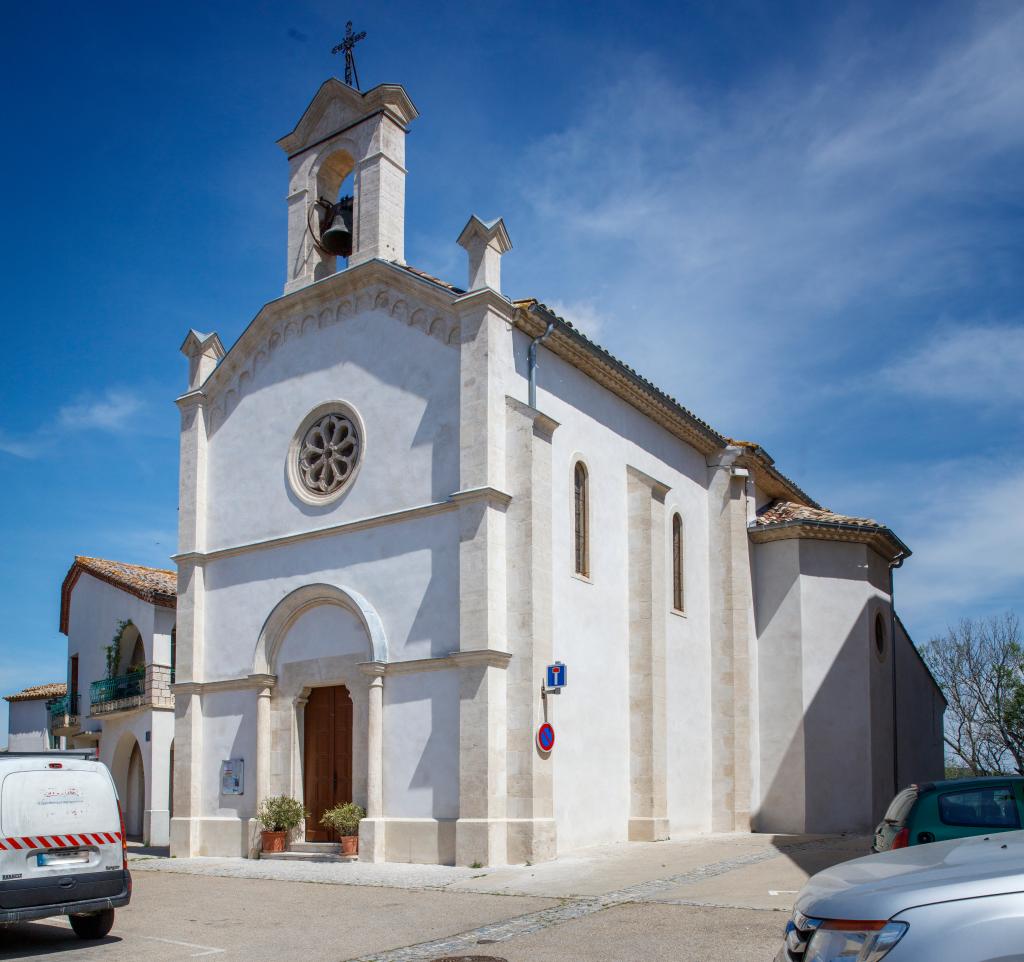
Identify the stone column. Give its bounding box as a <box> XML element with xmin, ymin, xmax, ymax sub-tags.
<box><xmin>254</xmin><ymin>679</ymin><xmax>275</xmax><ymax>806</ymax></box>
<box><xmin>626</xmin><ymin>466</ymin><xmax>671</xmax><ymax>842</ymax></box>
<box><xmin>504</xmin><ymin>398</ymin><xmax>559</xmax><ymax>864</ymax></box>
<box><xmin>706</xmin><ymin>447</ymin><xmax>754</xmax><ymax>832</ymax></box>
<box><xmin>358</xmin><ymin>663</ymin><xmax>386</xmax><ymax>862</ymax></box>
<box><xmin>452</xmin><ymin>289</ymin><xmax>515</xmax><ymax>867</ymax></box>
<box><xmin>291</xmin><ymin>692</ymin><xmax>309</xmax><ymax>799</ymax></box>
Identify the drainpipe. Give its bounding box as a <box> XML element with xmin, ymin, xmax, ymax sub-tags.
<box><xmin>528</xmin><ymin>318</ymin><xmax>556</xmax><ymax>410</ymax></box>
<box><xmin>889</xmin><ymin>552</ymin><xmax>906</xmax><ymax>795</ymax></box>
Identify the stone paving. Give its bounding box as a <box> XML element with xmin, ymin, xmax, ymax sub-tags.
<box><xmin>342</xmin><ymin>836</ymin><xmax>857</xmax><ymax>962</ymax></box>
<box><xmin>128</xmin><ymin>833</ymin><xmax>868</xmax><ymax>962</ymax></box>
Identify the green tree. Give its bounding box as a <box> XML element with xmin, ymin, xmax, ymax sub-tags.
<box><xmin>922</xmin><ymin>613</ymin><xmax>1024</xmax><ymax>776</ymax></box>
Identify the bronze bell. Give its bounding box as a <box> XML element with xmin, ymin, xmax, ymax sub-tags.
<box><xmin>320</xmin><ymin>196</ymin><xmax>354</xmax><ymax>258</ymax></box>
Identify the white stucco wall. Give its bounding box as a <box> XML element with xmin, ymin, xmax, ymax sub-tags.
<box><xmin>6</xmin><ymin>699</ymin><xmax>52</xmax><ymax>752</ymax></box>
<box><xmin>510</xmin><ymin>329</ymin><xmax>715</xmax><ymax>848</ymax></box>
<box><xmin>754</xmin><ymin>537</ymin><xmax>894</xmax><ymax>833</ymax></box>
<box><xmin>203</xmin><ymin>303</ymin><xmax>460</xmax><ymax>551</ymax></box>
<box><xmin>894</xmin><ymin>618</ymin><xmax>946</xmax><ymax>787</ymax></box>
<box><xmin>201</xmin><ymin>511</ymin><xmax>459</xmax><ymax>681</ymax></box>
<box><xmin>67</xmin><ymin>573</ymin><xmax>175</xmax><ymax>734</ymax></box>
<box><xmin>384</xmin><ymin>670</ymin><xmax>460</xmax><ymax>819</ymax></box>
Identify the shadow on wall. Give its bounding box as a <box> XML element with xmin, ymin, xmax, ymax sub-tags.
<box><xmin>752</xmin><ymin>539</ymin><xmax>899</xmax><ymax>845</ymax></box>
<box><xmin>756</xmin><ymin>601</ymin><xmax>894</xmax><ymax>839</ymax></box>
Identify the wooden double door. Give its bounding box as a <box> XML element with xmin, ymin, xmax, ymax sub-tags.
<box><xmin>303</xmin><ymin>685</ymin><xmax>353</xmax><ymax>842</ymax></box>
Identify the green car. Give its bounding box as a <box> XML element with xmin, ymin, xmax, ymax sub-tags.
<box><xmin>873</xmin><ymin>776</ymin><xmax>1024</xmax><ymax>852</ymax></box>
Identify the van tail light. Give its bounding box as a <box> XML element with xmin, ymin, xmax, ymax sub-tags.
<box><xmin>118</xmin><ymin>800</ymin><xmax>128</xmax><ymax>870</ymax></box>
<box><xmin>891</xmin><ymin>827</ymin><xmax>910</xmax><ymax>849</ymax></box>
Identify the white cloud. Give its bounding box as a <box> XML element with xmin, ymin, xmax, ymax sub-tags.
<box><xmin>826</xmin><ymin>456</ymin><xmax>1024</xmax><ymax>640</ymax></box>
<box><xmin>513</xmin><ymin>7</ymin><xmax>1024</xmax><ymax>432</ymax></box>
<box><xmin>545</xmin><ymin>299</ymin><xmax>609</xmax><ymax>340</ymax></box>
<box><xmin>58</xmin><ymin>389</ymin><xmax>144</xmax><ymax>432</ymax></box>
<box><xmin>1</xmin><ymin>388</ymin><xmax>148</xmax><ymax>457</ymax></box>
<box><xmin>0</xmin><ymin>431</ymin><xmax>36</xmax><ymax>459</ymax></box>
<box><xmin>881</xmin><ymin>323</ymin><xmax>1024</xmax><ymax>405</ymax></box>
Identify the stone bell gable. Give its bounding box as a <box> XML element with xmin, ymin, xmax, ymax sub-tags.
<box><xmin>278</xmin><ymin>81</ymin><xmax>419</xmax><ymax>292</ymax></box>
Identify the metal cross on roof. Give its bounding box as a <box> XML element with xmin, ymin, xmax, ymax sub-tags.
<box><xmin>331</xmin><ymin>21</ymin><xmax>367</xmax><ymax>90</ymax></box>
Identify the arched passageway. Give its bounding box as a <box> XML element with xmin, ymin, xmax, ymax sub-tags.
<box><xmin>125</xmin><ymin>741</ymin><xmax>145</xmax><ymax>839</ymax></box>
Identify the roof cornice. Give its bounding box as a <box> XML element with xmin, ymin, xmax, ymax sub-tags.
<box><xmin>201</xmin><ymin>259</ymin><xmax>458</xmax><ymax>400</ymax></box>
<box><xmin>514</xmin><ymin>301</ymin><xmax>726</xmax><ymax>458</ymax></box>
<box><xmin>748</xmin><ymin>519</ymin><xmax>910</xmax><ymax>563</ymax></box>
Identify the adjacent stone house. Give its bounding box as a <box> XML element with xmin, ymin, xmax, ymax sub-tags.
<box><xmin>57</xmin><ymin>556</ymin><xmax>176</xmax><ymax>844</ymax></box>
<box><xmin>169</xmin><ymin>76</ymin><xmax>944</xmax><ymax>864</ymax></box>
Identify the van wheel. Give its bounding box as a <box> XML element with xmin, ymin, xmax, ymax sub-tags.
<box><xmin>69</xmin><ymin>909</ymin><xmax>114</xmax><ymax>939</ymax></box>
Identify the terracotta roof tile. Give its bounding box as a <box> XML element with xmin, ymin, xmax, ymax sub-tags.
<box><xmin>60</xmin><ymin>556</ymin><xmax>176</xmax><ymax>635</ymax></box>
<box><xmin>754</xmin><ymin>501</ymin><xmax>882</xmax><ymax>528</ymax></box>
<box><xmin>5</xmin><ymin>682</ymin><xmax>67</xmax><ymax>703</ymax></box>
<box><xmin>751</xmin><ymin>500</ymin><xmax>910</xmax><ymax>562</ymax></box>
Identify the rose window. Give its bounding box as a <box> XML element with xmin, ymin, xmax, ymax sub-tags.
<box><xmin>296</xmin><ymin>412</ymin><xmax>360</xmax><ymax>496</ymax></box>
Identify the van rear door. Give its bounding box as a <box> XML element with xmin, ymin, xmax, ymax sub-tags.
<box><xmin>0</xmin><ymin>763</ymin><xmax>123</xmax><ymax>888</ymax></box>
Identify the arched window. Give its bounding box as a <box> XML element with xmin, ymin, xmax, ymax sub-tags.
<box><xmin>874</xmin><ymin>612</ymin><xmax>886</xmax><ymax>659</ymax></box>
<box><xmin>573</xmin><ymin>461</ymin><xmax>590</xmax><ymax>577</ymax></box>
<box><xmin>672</xmin><ymin>513</ymin><xmax>684</xmax><ymax>612</ymax></box>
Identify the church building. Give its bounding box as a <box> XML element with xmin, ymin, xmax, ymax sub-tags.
<box><xmin>170</xmin><ymin>76</ymin><xmax>944</xmax><ymax>865</ymax></box>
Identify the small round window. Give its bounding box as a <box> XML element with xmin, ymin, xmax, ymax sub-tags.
<box><xmin>288</xmin><ymin>401</ymin><xmax>364</xmax><ymax>505</ymax></box>
<box><xmin>874</xmin><ymin>613</ymin><xmax>887</xmax><ymax>660</ymax></box>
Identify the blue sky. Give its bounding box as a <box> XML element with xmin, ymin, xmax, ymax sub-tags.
<box><xmin>1</xmin><ymin>1</ymin><xmax>1022</xmax><ymax>737</ymax></box>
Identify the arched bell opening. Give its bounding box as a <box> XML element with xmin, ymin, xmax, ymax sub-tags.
<box><xmin>312</xmin><ymin>148</ymin><xmax>356</xmax><ymax>279</ymax></box>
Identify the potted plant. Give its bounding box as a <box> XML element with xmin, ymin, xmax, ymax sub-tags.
<box><xmin>320</xmin><ymin>802</ymin><xmax>366</xmax><ymax>855</ymax></box>
<box><xmin>256</xmin><ymin>795</ymin><xmax>308</xmax><ymax>854</ymax></box>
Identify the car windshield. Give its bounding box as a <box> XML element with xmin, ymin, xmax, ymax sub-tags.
<box><xmin>884</xmin><ymin>788</ymin><xmax>918</xmax><ymax>824</ymax></box>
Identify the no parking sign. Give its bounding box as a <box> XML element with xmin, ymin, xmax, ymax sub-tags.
<box><xmin>537</xmin><ymin>722</ymin><xmax>555</xmax><ymax>753</ymax></box>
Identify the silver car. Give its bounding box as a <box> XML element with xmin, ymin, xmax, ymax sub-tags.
<box><xmin>775</xmin><ymin>830</ymin><xmax>1024</xmax><ymax>961</ymax></box>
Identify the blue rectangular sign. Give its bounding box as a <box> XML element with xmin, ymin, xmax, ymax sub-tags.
<box><xmin>546</xmin><ymin>662</ymin><xmax>567</xmax><ymax>689</ymax></box>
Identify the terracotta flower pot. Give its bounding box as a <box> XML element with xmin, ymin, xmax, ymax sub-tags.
<box><xmin>261</xmin><ymin>830</ymin><xmax>287</xmax><ymax>853</ymax></box>
<box><xmin>340</xmin><ymin>834</ymin><xmax>358</xmax><ymax>856</ymax></box>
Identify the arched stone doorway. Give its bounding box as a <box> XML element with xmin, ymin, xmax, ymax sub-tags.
<box><xmin>126</xmin><ymin>742</ymin><xmax>145</xmax><ymax>838</ymax></box>
<box><xmin>252</xmin><ymin>583</ymin><xmax>387</xmax><ymax>860</ymax></box>
<box><xmin>111</xmin><ymin>732</ymin><xmax>146</xmax><ymax>841</ymax></box>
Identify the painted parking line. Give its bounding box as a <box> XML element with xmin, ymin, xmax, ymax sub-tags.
<box><xmin>140</xmin><ymin>936</ymin><xmax>226</xmax><ymax>957</ymax></box>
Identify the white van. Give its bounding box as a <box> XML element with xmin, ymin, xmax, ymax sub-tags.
<box><xmin>0</xmin><ymin>751</ymin><xmax>131</xmax><ymax>938</ymax></box>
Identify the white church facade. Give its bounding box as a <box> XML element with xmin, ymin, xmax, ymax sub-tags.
<box><xmin>170</xmin><ymin>77</ymin><xmax>944</xmax><ymax>865</ymax></box>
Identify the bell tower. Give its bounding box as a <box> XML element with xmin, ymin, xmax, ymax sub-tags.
<box><xmin>277</xmin><ymin>80</ymin><xmax>418</xmax><ymax>294</ymax></box>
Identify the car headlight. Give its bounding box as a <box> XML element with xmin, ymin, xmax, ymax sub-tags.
<box><xmin>806</xmin><ymin>920</ymin><xmax>908</xmax><ymax>961</ymax></box>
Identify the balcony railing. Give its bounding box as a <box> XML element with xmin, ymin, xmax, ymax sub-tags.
<box><xmin>90</xmin><ymin>665</ymin><xmax>174</xmax><ymax>716</ymax></box>
<box><xmin>46</xmin><ymin>692</ymin><xmax>80</xmax><ymax>734</ymax></box>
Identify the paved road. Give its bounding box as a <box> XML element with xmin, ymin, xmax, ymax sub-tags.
<box><xmin>0</xmin><ymin>833</ymin><xmax>868</xmax><ymax>961</ymax></box>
